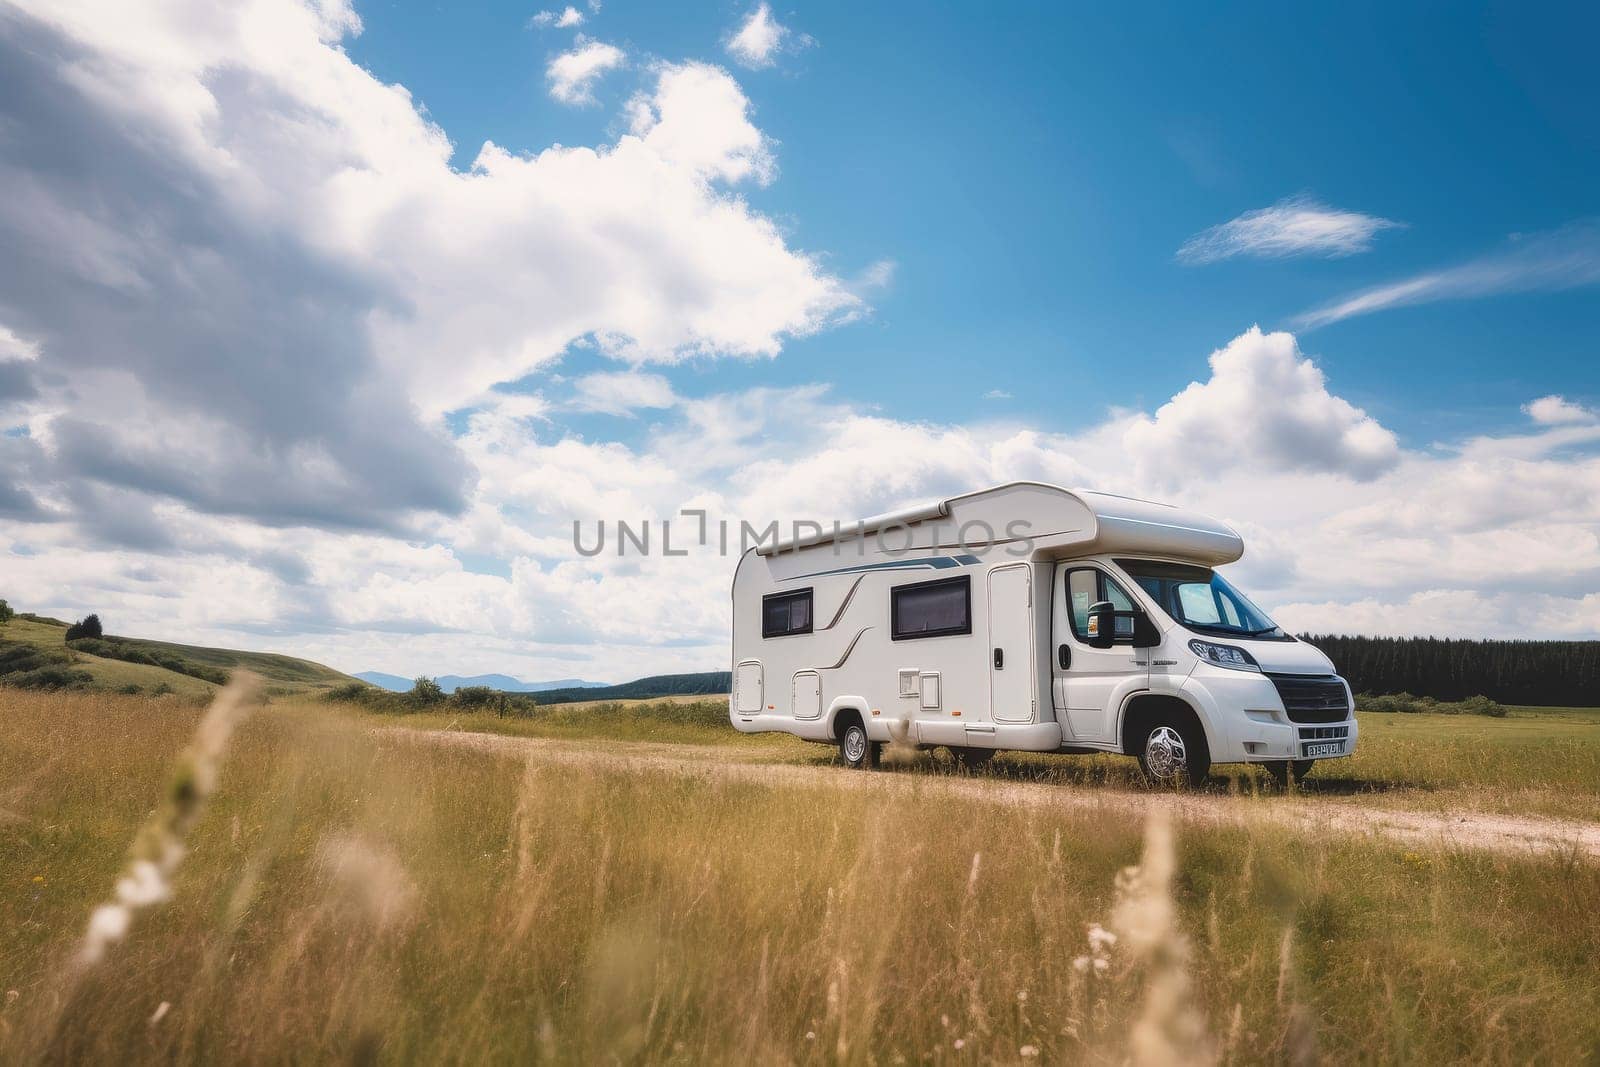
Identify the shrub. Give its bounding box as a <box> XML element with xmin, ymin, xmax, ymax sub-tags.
<box><xmin>325</xmin><ymin>680</ymin><xmax>536</xmax><ymax>717</ymax></box>
<box><xmin>0</xmin><ymin>599</ymin><xmax>13</xmax><ymax>629</ymax></box>
<box><xmin>65</xmin><ymin>613</ymin><xmax>103</xmax><ymax>641</ymax></box>
<box><xmin>0</xmin><ymin>637</ymin><xmax>91</xmax><ymax>690</ymax></box>
<box><xmin>3</xmin><ymin>665</ymin><xmax>93</xmax><ymax>690</ymax></box>
<box><xmin>407</xmin><ymin>676</ymin><xmax>446</xmax><ymax>707</ymax></box>
<box><xmin>65</xmin><ymin>636</ymin><xmax>229</xmax><ymax>685</ymax></box>
<box><xmin>452</xmin><ymin>685</ymin><xmax>498</xmax><ymax>708</ymax></box>
<box><xmin>1358</xmin><ymin>691</ymin><xmax>1506</xmax><ymax>717</ymax></box>
<box><xmin>1457</xmin><ymin>694</ymin><xmax>1508</xmax><ymax>718</ymax></box>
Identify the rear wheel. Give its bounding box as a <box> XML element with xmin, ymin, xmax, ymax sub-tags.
<box><xmin>1136</xmin><ymin>717</ymin><xmax>1210</xmax><ymax>787</ymax></box>
<box><xmin>1265</xmin><ymin>760</ymin><xmax>1315</xmax><ymax>788</ymax></box>
<box><xmin>952</xmin><ymin>746</ymin><xmax>995</xmax><ymax>772</ymax></box>
<box><xmin>838</xmin><ymin>715</ymin><xmax>879</xmax><ymax>769</ymax></box>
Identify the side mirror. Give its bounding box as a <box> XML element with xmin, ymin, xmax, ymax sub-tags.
<box><xmin>1085</xmin><ymin>601</ymin><xmax>1116</xmax><ymax>649</ymax></box>
<box><xmin>1087</xmin><ymin>602</ymin><xmax>1162</xmax><ymax>649</ymax></box>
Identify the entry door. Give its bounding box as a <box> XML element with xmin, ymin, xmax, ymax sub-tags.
<box><xmin>1051</xmin><ymin>565</ymin><xmax>1147</xmax><ymax>743</ymax></box>
<box><xmin>987</xmin><ymin>564</ymin><xmax>1035</xmax><ymax>723</ymax></box>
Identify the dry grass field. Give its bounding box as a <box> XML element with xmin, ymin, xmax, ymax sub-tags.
<box><xmin>3</xmin><ymin>685</ymin><xmax>1598</xmax><ymax>1063</ymax></box>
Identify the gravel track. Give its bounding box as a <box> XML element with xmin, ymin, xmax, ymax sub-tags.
<box><xmin>383</xmin><ymin>726</ymin><xmax>1600</xmax><ymax>860</ymax></box>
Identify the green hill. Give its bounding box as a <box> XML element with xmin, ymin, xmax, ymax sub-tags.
<box><xmin>1</xmin><ymin>614</ymin><xmax>360</xmax><ymax>696</ymax></box>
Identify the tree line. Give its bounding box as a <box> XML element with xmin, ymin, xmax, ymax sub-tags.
<box><xmin>1303</xmin><ymin>634</ymin><xmax>1600</xmax><ymax>707</ymax></box>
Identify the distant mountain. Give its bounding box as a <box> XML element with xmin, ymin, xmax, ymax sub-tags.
<box><xmin>354</xmin><ymin>671</ymin><xmax>609</xmax><ymax>694</ymax></box>
<box><xmin>440</xmin><ymin>674</ymin><xmax>609</xmax><ymax>693</ymax></box>
<box><xmin>355</xmin><ymin>671</ymin><xmax>412</xmax><ymax>691</ymax></box>
<box><xmin>536</xmin><ymin>671</ymin><xmax>731</xmax><ymax>706</ymax></box>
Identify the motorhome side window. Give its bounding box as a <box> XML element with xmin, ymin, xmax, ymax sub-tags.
<box><xmin>1066</xmin><ymin>568</ymin><xmax>1136</xmax><ymax>642</ymax></box>
<box><xmin>890</xmin><ymin>575</ymin><xmax>971</xmax><ymax>640</ymax></box>
<box><xmin>762</xmin><ymin>588</ymin><xmax>813</xmax><ymax>638</ymax></box>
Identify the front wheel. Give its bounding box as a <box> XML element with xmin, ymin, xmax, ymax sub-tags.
<box><xmin>1136</xmin><ymin>718</ymin><xmax>1210</xmax><ymax>787</ymax></box>
<box><xmin>838</xmin><ymin>717</ymin><xmax>880</xmax><ymax>769</ymax></box>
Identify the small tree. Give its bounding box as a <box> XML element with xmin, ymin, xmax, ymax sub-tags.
<box><xmin>408</xmin><ymin>676</ymin><xmax>445</xmax><ymax>706</ymax></box>
<box><xmin>65</xmin><ymin>613</ymin><xmax>103</xmax><ymax>641</ymax></box>
<box><xmin>0</xmin><ymin>599</ymin><xmax>13</xmax><ymax>630</ymax></box>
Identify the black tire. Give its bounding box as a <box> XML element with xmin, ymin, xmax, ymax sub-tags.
<box><xmin>1265</xmin><ymin>760</ymin><xmax>1316</xmax><ymax>788</ymax></box>
<box><xmin>952</xmin><ymin>746</ymin><xmax>995</xmax><ymax>772</ymax></box>
<box><xmin>1135</xmin><ymin>715</ymin><xmax>1210</xmax><ymax>786</ymax></box>
<box><xmin>837</xmin><ymin>714</ymin><xmax>879</xmax><ymax>769</ymax></box>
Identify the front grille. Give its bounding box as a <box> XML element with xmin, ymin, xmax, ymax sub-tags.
<box><xmin>1267</xmin><ymin>673</ymin><xmax>1351</xmax><ymax>724</ymax></box>
<box><xmin>1298</xmin><ymin>725</ymin><xmax>1349</xmax><ymax>741</ymax></box>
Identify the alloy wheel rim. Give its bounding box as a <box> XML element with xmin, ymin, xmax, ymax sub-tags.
<box><xmin>843</xmin><ymin>728</ymin><xmax>866</xmax><ymax>763</ymax></box>
<box><xmin>1145</xmin><ymin>725</ymin><xmax>1186</xmax><ymax>779</ymax></box>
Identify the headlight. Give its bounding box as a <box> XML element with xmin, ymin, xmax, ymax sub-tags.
<box><xmin>1188</xmin><ymin>639</ymin><xmax>1260</xmax><ymax>672</ymax></box>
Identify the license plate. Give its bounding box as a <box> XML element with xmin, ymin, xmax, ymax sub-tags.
<box><xmin>1304</xmin><ymin>742</ymin><xmax>1344</xmax><ymax>758</ymax></box>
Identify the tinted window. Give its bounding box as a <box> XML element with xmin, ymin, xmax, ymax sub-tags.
<box><xmin>1177</xmin><ymin>582</ymin><xmax>1221</xmax><ymax>625</ymax></box>
<box><xmin>762</xmin><ymin>588</ymin><xmax>813</xmax><ymax>638</ymax></box>
<box><xmin>1066</xmin><ymin>568</ymin><xmax>1137</xmax><ymax>642</ymax></box>
<box><xmin>891</xmin><ymin>576</ymin><xmax>971</xmax><ymax>640</ymax></box>
<box><xmin>1118</xmin><ymin>558</ymin><xmax>1285</xmax><ymax>639</ymax></box>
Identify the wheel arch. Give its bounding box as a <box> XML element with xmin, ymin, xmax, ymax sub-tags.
<box><xmin>824</xmin><ymin>697</ymin><xmax>870</xmax><ymax>741</ymax></box>
<box><xmin>1119</xmin><ymin>692</ymin><xmax>1214</xmax><ymax>757</ymax></box>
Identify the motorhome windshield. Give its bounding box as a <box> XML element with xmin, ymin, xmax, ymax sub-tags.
<box><xmin>1115</xmin><ymin>559</ymin><xmax>1288</xmax><ymax>640</ymax></box>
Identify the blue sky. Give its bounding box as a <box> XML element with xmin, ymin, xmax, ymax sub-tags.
<box><xmin>350</xmin><ymin>0</ymin><xmax>1598</xmax><ymax>447</ymax></box>
<box><xmin>2</xmin><ymin>0</ymin><xmax>1599</xmax><ymax>679</ymax></box>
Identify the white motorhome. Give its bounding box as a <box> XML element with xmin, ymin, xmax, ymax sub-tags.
<box><xmin>729</xmin><ymin>482</ymin><xmax>1355</xmax><ymax>785</ymax></box>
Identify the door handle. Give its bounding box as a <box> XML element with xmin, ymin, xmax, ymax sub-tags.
<box><xmin>1058</xmin><ymin>644</ymin><xmax>1071</xmax><ymax>670</ymax></box>
<box><xmin>993</xmin><ymin>647</ymin><xmax>1004</xmax><ymax>670</ymax></box>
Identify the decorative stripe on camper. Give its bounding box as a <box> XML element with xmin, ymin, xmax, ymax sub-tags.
<box><xmin>790</xmin><ymin>553</ymin><xmax>982</xmax><ymax>581</ymax></box>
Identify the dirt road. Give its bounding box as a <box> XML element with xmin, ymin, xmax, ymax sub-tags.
<box><xmin>384</xmin><ymin>726</ymin><xmax>1600</xmax><ymax>860</ymax></box>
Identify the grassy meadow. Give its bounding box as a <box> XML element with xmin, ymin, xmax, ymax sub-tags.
<box><xmin>3</xmin><ymin>688</ymin><xmax>1599</xmax><ymax>1063</ymax></box>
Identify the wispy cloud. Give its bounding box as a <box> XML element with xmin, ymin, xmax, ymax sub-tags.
<box><xmin>847</xmin><ymin>259</ymin><xmax>895</xmax><ymax>297</ymax></box>
<box><xmin>1295</xmin><ymin>220</ymin><xmax>1600</xmax><ymax>329</ymax></box>
<box><xmin>1178</xmin><ymin>195</ymin><xmax>1401</xmax><ymax>265</ymax></box>
<box><xmin>571</xmin><ymin>372</ymin><xmax>677</xmax><ymax>416</ymax></box>
<box><xmin>983</xmin><ymin>389</ymin><xmax>1012</xmax><ymax>400</ymax></box>
<box><xmin>531</xmin><ymin>6</ymin><xmax>584</xmax><ymax>29</ymax></box>
<box><xmin>546</xmin><ymin>38</ymin><xmax>625</xmax><ymax>105</ymax></box>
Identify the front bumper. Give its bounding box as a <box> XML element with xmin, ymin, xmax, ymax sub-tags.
<box><xmin>1181</xmin><ymin>671</ymin><xmax>1358</xmax><ymax>763</ymax></box>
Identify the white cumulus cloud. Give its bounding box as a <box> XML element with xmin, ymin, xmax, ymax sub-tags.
<box><xmin>0</xmin><ymin>2</ymin><xmax>857</xmax><ymax>534</ymax></box>
<box><xmin>1524</xmin><ymin>395</ymin><xmax>1595</xmax><ymax>425</ymax></box>
<box><xmin>725</xmin><ymin>3</ymin><xmax>800</xmax><ymax>69</ymax></box>
<box><xmin>546</xmin><ymin>38</ymin><xmax>624</xmax><ymax>104</ymax></box>
<box><xmin>1121</xmin><ymin>326</ymin><xmax>1399</xmax><ymax>483</ymax></box>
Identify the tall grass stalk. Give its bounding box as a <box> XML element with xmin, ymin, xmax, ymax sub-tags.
<box><xmin>76</xmin><ymin>673</ymin><xmax>260</xmax><ymax>967</ymax></box>
<box><xmin>1114</xmin><ymin>807</ymin><xmax>1215</xmax><ymax>1065</ymax></box>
